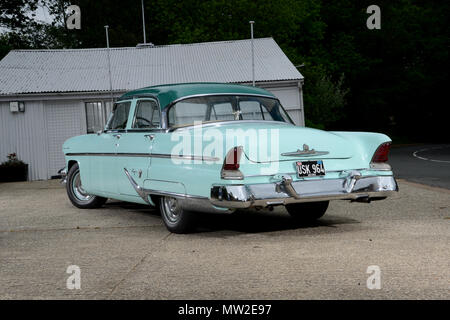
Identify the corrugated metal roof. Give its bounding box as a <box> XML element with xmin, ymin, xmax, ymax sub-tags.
<box><xmin>0</xmin><ymin>38</ymin><xmax>303</xmax><ymax>96</ymax></box>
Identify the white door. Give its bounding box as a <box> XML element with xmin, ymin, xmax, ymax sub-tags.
<box><xmin>264</xmin><ymin>85</ymin><xmax>304</xmax><ymax>126</ymax></box>
<box><xmin>45</xmin><ymin>100</ymin><xmax>86</xmax><ymax>178</ymax></box>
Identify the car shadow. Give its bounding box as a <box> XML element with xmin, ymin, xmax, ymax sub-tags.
<box><xmin>102</xmin><ymin>201</ymin><xmax>360</xmax><ymax>234</ymax></box>
<box><xmin>103</xmin><ymin>200</ymin><xmax>160</xmax><ymax>217</ymax></box>
<box><xmin>193</xmin><ymin>210</ymin><xmax>360</xmax><ymax>234</ymax></box>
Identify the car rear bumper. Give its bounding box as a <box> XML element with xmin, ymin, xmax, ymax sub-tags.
<box><xmin>210</xmin><ymin>174</ymin><xmax>398</xmax><ymax>209</ymax></box>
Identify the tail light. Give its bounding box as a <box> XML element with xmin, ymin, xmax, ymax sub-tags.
<box><xmin>223</xmin><ymin>146</ymin><xmax>243</xmax><ymax>170</ymax></box>
<box><xmin>371</xmin><ymin>142</ymin><xmax>391</xmax><ymax>163</ymax></box>
<box><xmin>221</xmin><ymin>146</ymin><xmax>243</xmax><ymax>179</ymax></box>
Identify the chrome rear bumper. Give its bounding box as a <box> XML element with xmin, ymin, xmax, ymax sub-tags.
<box><xmin>210</xmin><ymin>174</ymin><xmax>398</xmax><ymax>209</ymax></box>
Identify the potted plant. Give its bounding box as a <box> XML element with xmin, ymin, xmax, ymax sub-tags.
<box><xmin>0</xmin><ymin>153</ymin><xmax>28</xmax><ymax>182</ymax></box>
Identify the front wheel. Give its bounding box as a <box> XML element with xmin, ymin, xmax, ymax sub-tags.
<box><xmin>159</xmin><ymin>196</ymin><xmax>197</xmax><ymax>233</ymax></box>
<box><xmin>286</xmin><ymin>201</ymin><xmax>329</xmax><ymax>222</ymax></box>
<box><xmin>66</xmin><ymin>163</ymin><xmax>107</xmax><ymax>209</ymax></box>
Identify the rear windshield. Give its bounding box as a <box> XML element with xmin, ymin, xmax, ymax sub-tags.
<box><xmin>167</xmin><ymin>95</ymin><xmax>293</xmax><ymax>128</ymax></box>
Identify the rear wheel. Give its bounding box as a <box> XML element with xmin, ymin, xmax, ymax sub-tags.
<box><xmin>66</xmin><ymin>163</ymin><xmax>107</xmax><ymax>209</ymax></box>
<box><xmin>159</xmin><ymin>196</ymin><xmax>196</xmax><ymax>233</ymax></box>
<box><xmin>286</xmin><ymin>201</ymin><xmax>329</xmax><ymax>222</ymax></box>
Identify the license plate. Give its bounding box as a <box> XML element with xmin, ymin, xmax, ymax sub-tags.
<box><xmin>296</xmin><ymin>160</ymin><xmax>326</xmax><ymax>177</ymax></box>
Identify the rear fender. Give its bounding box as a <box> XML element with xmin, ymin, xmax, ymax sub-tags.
<box><xmin>330</xmin><ymin>131</ymin><xmax>392</xmax><ymax>164</ymax></box>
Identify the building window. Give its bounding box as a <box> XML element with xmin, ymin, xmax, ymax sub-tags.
<box><xmin>85</xmin><ymin>101</ymin><xmax>113</xmax><ymax>133</ymax></box>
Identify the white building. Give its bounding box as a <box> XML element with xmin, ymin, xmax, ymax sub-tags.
<box><xmin>0</xmin><ymin>38</ymin><xmax>304</xmax><ymax>180</ymax></box>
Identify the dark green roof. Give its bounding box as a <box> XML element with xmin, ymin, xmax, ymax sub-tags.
<box><xmin>118</xmin><ymin>82</ymin><xmax>276</xmax><ymax>109</ymax></box>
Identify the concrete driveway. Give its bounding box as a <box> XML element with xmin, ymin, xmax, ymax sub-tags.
<box><xmin>0</xmin><ymin>179</ymin><xmax>448</xmax><ymax>299</ymax></box>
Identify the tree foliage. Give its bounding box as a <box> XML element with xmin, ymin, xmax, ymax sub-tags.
<box><xmin>0</xmin><ymin>0</ymin><xmax>448</xmax><ymax>141</ymax></box>
<box><xmin>303</xmin><ymin>68</ymin><xmax>349</xmax><ymax>129</ymax></box>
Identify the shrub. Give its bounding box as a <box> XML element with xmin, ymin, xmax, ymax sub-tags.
<box><xmin>0</xmin><ymin>153</ymin><xmax>28</xmax><ymax>182</ymax></box>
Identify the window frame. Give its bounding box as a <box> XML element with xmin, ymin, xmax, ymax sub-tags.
<box><xmin>131</xmin><ymin>98</ymin><xmax>161</xmax><ymax>130</ymax></box>
<box><xmin>163</xmin><ymin>94</ymin><xmax>294</xmax><ymax>129</ymax></box>
<box><xmin>105</xmin><ymin>100</ymin><xmax>133</xmax><ymax>132</ymax></box>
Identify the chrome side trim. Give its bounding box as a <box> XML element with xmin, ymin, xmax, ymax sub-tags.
<box><xmin>124</xmin><ymin>168</ymin><xmax>151</xmax><ymax>204</ymax></box>
<box><xmin>66</xmin><ymin>152</ymin><xmax>219</xmax><ymax>162</ymax></box>
<box><xmin>221</xmin><ymin>169</ymin><xmax>244</xmax><ymax>180</ymax></box>
<box><xmin>211</xmin><ymin>175</ymin><xmax>398</xmax><ymax>209</ymax></box>
<box><xmin>152</xmin><ymin>153</ymin><xmax>220</xmax><ymax>162</ymax></box>
<box><xmin>141</xmin><ymin>188</ymin><xmax>206</xmax><ymax>200</ymax></box>
<box><xmin>123</xmin><ymin>168</ymin><xmax>232</xmax><ymax>213</ymax></box>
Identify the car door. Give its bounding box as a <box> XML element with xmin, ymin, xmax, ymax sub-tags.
<box><xmin>116</xmin><ymin>98</ymin><xmax>160</xmax><ymax>197</ymax></box>
<box><xmin>90</xmin><ymin>100</ymin><xmax>132</xmax><ymax>194</ymax></box>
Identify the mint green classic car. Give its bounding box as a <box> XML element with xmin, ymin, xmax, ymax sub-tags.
<box><xmin>61</xmin><ymin>83</ymin><xmax>398</xmax><ymax>233</ymax></box>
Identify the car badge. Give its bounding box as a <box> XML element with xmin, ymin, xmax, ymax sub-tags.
<box><xmin>281</xmin><ymin>144</ymin><xmax>329</xmax><ymax>157</ymax></box>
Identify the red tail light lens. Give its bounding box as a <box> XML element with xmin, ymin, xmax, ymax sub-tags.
<box><xmin>223</xmin><ymin>146</ymin><xmax>243</xmax><ymax>170</ymax></box>
<box><xmin>371</xmin><ymin>142</ymin><xmax>391</xmax><ymax>163</ymax></box>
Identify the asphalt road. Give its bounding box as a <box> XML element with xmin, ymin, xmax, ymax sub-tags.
<box><xmin>0</xmin><ymin>179</ymin><xmax>448</xmax><ymax>299</ymax></box>
<box><xmin>390</xmin><ymin>144</ymin><xmax>450</xmax><ymax>189</ymax></box>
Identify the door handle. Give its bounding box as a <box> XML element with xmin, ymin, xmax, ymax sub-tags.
<box><xmin>113</xmin><ymin>134</ymin><xmax>121</xmax><ymax>139</ymax></box>
<box><xmin>144</xmin><ymin>134</ymin><xmax>155</xmax><ymax>141</ymax></box>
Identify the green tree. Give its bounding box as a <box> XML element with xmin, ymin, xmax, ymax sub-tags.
<box><xmin>0</xmin><ymin>0</ymin><xmax>448</xmax><ymax>139</ymax></box>
<box><xmin>0</xmin><ymin>0</ymin><xmax>39</xmax><ymax>30</ymax></box>
<box><xmin>303</xmin><ymin>66</ymin><xmax>349</xmax><ymax>129</ymax></box>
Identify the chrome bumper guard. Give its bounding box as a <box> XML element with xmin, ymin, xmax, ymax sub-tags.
<box><xmin>58</xmin><ymin>167</ymin><xmax>68</xmax><ymax>185</ymax></box>
<box><xmin>210</xmin><ymin>173</ymin><xmax>398</xmax><ymax>209</ymax></box>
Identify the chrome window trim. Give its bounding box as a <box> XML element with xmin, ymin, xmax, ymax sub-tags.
<box><xmin>168</xmin><ymin>93</ymin><xmax>278</xmax><ymax>106</ymax></box>
<box><xmin>162</xmin><ymin>93</ymin><xmax>291</xmax><ymax>130</ymax></box>
<box><xmin>166</xmin><ymin>119</ymin><xmax>295</xmax><ymax>132</ymax></box>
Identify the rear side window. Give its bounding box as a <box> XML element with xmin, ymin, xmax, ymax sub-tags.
<box><xmin>240</xmin><ymin>100</ymin><xmax>268</xmax><ymax>120</ymax></box>
<box><xmin>107</xmin><ymin>101</ymin><xmax>131</xmax><ymax>130</ymax></box>
<box><xmin>133</xmin><ymin>100</ymin><xmax>160</xmax><ymax>128</ymax></box>
<box><xmin>168</xmin><ymin>100</ymin><xmax>208</xmax><ymax>127</ymax></box>
<box><xmin>210</xmin><ymin>103</ymin><xmax>234</xmax><ymax>121</ymax></box>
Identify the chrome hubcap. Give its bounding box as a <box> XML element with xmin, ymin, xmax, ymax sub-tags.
<box><xmin>72</xmin><ymin>171</ymin><xmax>92</xmax><ymax>202</ymax></box>
<box><xmin>162</xmin><ymin>197</ymin><xmax>181</xmax><ymax>223</ymax></box>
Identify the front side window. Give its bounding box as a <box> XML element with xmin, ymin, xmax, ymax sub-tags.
<box><xmin>133</xmin><ymin>100</ymin><xmax>160</xmax><ymax>129</ymax></box>
<box><xmin>106</xmin><ymin>101</ymin><xmax>131</xmax><ymax>130</ymax></box>
<box><xmin>167</xmin><ymin>95</ymin><xmax>293</xmax><ymax>128</ymax></box>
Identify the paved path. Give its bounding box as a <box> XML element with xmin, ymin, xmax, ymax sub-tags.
<box><xmin>0</xmin><ymin>180</ymin><xmax>448</xmax><ymax>299</ymax></box>
<box><xmin>390</xmin><ymin>144</ymin><xmax>450</xmax><ymax>189</ymax></box>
